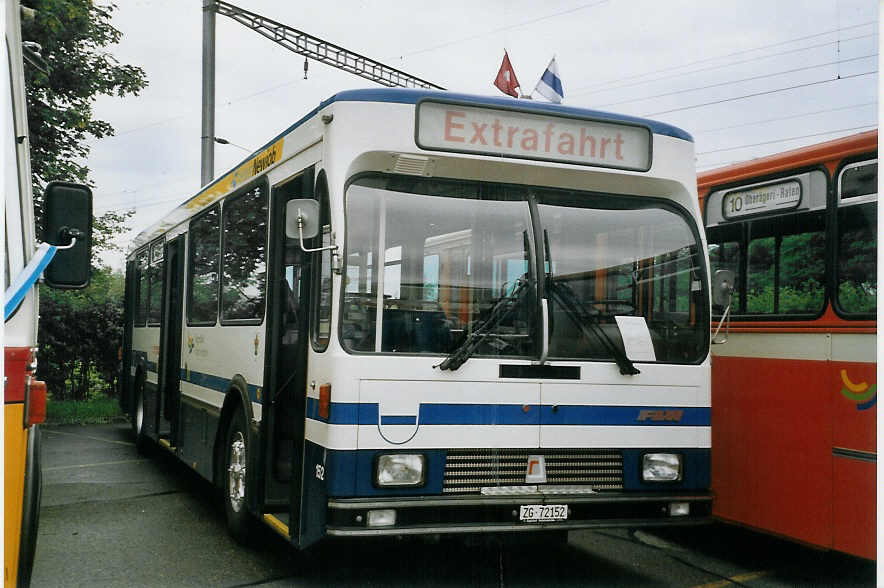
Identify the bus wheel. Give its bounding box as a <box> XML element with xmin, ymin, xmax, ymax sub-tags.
<box><xmin>133</xmin><ymin>376</ymin><xmax>151</xmax><ymax>454</ymax></box>
<box><xmin>224</xmin><ymin>409</ymin><xmax>253</xmax><ymax>543</ymax></box>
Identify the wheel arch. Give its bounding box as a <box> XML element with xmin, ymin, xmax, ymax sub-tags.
<box><xmin>212</xmin><ymin>375</ymin><xmax>255</xmax><ymax>488</ymax></box>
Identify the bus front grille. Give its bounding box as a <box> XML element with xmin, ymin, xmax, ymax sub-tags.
<box><xmin>442</xmin><ymin>449</ymin><xmax>624</xmax><ymax>494</ymax></box>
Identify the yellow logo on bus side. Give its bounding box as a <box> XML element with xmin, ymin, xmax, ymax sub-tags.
<box><xmin>185</xmin><ymin>137</ymin><xmax>285</xmax><ymax>210</ymax></box>
<box><xmin>840</xmin><ymin>370</ymin><xmax>876</xmax><ymax>411</ymax></box>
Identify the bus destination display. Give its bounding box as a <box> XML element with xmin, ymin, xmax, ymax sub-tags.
<box><xmin>416</xmin><ymin>101</ymin><xmax>651</xmax><ymax>171</ymax></box>
<box><xmin>722</xmin><ymin>179</ymin><xmax>801</xmax><ymax>219</ymax></box>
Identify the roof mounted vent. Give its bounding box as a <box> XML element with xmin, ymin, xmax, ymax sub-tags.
<box><xmin>388</xmin><ymin>154</ymin><xmax>436</xmax><ymax>177</ymax></box>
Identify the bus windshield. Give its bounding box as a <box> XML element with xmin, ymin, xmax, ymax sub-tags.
<box><xmin>341</xmin><ymin>175</ymin><xmax>706</xmax><ymax>364</ymax></box>
<box><xmin>342</xmin><ymin>176</ymin><xmax>536</xmax><ymax>357</ymax></box>
<box><xmin>537</xmin><ymin>190</ymin><xmax>707</xmax><ymax>363</ymax></box>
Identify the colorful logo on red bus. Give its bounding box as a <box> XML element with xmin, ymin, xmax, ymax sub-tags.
<box><xmin>840</xmin><ymin>370</ymin><xmax>876</xmax><ymax>411</ymax></box>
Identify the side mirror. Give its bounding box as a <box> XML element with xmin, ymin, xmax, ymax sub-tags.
<box><xmin>285</xmin><ymin>199</ymin><xmax>320</xmax><ymax>240</ymax></box>
<box><xmin>711</xmin><ymin>269</ymin><xmax>735</xmax><ymax>309</ymax></box>
<box><xmin>42</xmin><ymin>181</ymin><xmax>93</xmax><ymax>289</ymax></box>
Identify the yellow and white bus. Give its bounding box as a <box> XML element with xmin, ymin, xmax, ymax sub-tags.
<box><xmin>4</xmin><ymin>2</ymin><xmax>92</xmax><ymax>585</ymax></box>
<box><xmin>121</xmin><ymin>89</ymin><xmax>713</xmax><ymax>550</ymax></box>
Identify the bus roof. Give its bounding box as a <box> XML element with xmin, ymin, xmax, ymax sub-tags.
<box><xmin>319</xmin><ymin>89</ymin><xmax>694</xmax><ymax>141</ymax></box>
<box><xmin>129</xmin><ymin>88</ymin><xmax>694</xmax><ymax>253</ymax></box>
<box><xmin>698</xmin><ymin>129</ymin><xmax>878</xmax><ymax>194</ymax></box>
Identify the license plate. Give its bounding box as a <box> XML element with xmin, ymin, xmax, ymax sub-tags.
<box><xmin>519</xmin><ymin>504</ymin><xmax>568</xmax><ymax>522</ymax></box>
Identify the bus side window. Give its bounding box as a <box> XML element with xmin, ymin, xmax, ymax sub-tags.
<box><xmin>836</xmin><ymin>160</ymin><xmax>877</xmax><ymax>315</ymax></box>
<box><xmin>281</xmin><ymin>248</ymin><xmax>304</xmax><ymax>345</ymax></box>
<box><xmin>707</xmin><ymin>238</ymin><xmax>742</xmax><ymax>313</ymax></box>
<box><xmin>711</xmin><ymin>211</ymin><xmax>825</xmax><ymax>317</ymax></box>
<box><xmin>745</xmin><ymin>213</ymin><xmax>826</xmax><ymax>315</ymax></box>
<box><xmin>135</xmin><ymin>250</ymin><xmax>149</xmax><ymax>326</ymax></box>
<box><xmin>311</xmin><ymin>173</ymin><xmax>332</xmax><ymax>350</ymax></box>
<box><xmin>147</xmin><ymin>240</ymin><xmax>164</xmax><ymax>325</ymax></box>
<box><xmin>188</xmin><ymin>205</ymin><xmax>220</xmax><ymax>325</ymax></box>
<box><xmin>221</xmin><ymin>185</ymin><xmax>268</xmax><ymax>323</ymax></box>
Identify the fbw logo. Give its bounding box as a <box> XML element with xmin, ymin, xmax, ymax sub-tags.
<box><xmin>840</xmin><ymin>370</ymin><xmax>877</xmax><ymax>411</ymax></box>
<box><xmin>637</xmin><ymin>409</ymin><xmax>684</xmax><ymax>422</ymax></box>
<box><xmin>526</xmin><ymin>455</ymin><xmax>547</xmax><ymax>484</ymax></box>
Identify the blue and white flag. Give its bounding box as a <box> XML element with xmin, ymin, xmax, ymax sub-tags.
<box><xmin>534</xmin><ymin>57</ymin><xmax>563</xmax><ymax>104</ymax></box>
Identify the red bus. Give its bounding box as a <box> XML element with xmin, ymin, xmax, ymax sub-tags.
<box><xmin>699</xmin><ymin>130</ymin><xmax>876</xmax><ymax>560</ymax></box>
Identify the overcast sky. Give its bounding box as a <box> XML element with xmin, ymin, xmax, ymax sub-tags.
<box><xmin>84</xmin><ymin>0</ymin><xmax>878</xmax><ymax>267</ymax></box>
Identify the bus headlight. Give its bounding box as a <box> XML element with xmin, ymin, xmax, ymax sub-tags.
<box><xmin>375</xmin><ymin>454</ymin><xmax>426</xmax><ymax>487</ymax></box>
<box><xmin>642</xmin><ymin>453</ymin><xmax>682</xmax><ymax>482</ymax></box>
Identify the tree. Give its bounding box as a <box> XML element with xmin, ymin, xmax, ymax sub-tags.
<box><xmin>21</xmin><ymin>0</ymin><xmax>147</xmax><ymax>249</ymax></box>
<box><xmin>38</xmin><ymin>269</ymin><xmax>125</xmax><ymax>400</ymax></box>
<box><xmin>21</xmin><ymin>0</ymin><xmax>148</xmax><ymax>399</ymax></box>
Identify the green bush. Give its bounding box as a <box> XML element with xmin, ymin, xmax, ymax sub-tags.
<box><xmin>39</xmin><ymin>267</ymin><xmax>124</xmax><ymax>401</ymax></box>
<box><xmin>838</xmin><ymin>281</ymin><xmax>876</xmax><ymax>313</ymax></box>
<box><xmin>46</xmin><ymin>397</ymin><xmax>123</xmax><ymax>425</ymax></box>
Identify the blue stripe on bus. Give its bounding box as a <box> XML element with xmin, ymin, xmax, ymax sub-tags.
<box><xmin>541</xmin><ymin>405</ymin><xmax>710</xmax><ymax>426</ymax></box>
<box><xmin>133</xmin><ymin>350</ymin><xmax>157</xmax><ymax>374</ymax></box>
<box><xmin>179</xmin><ymin>368</ymin><xmax>262</xmax><ymax>403</ymax></box>
<box><xmin>306</xmin><ymin>399</ymin><xmax>709</xmax><ymax>427</ymax></box>
<box><xmin>130</xmin><ymin>354</ymin><xmax>260</xmax><ymax>403</ymax></box>
<box><xmin>4</xmin><ymin>243</ymin><xmax>57</xmax><ymax>319</ymax></box>
<box><xmin>418</xmin><ymin>403</ymin><xmax>536</xmax><ymax>426</ymax></box>
<box><xmin>380</xmin><ymin>415</ymin><xmax>417</xmax><ymax>426</ymax></box>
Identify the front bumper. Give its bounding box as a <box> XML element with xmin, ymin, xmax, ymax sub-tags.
<box><xmin>327</xmin><ymin>492</ymin><xmax>712</xmax><ymax>537</ymax></box>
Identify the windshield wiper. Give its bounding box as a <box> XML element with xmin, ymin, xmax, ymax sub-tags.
<box><xmin>546</xmin><ymin>278</ymin><xmax>640</xmax><ymax>376</ymax></box>
<box><xmin>436</xmin><ymin>277</ymin><xmax>534</xmax><ymax>371</ymax></box>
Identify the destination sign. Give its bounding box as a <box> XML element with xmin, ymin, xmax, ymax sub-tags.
<box><xmin>722</xmin><ymin>180</ymin><xmax>801</xmax><ymax>219</ymax></box>
<box><xmin>416</xmin><ymin>101</ymin><xmax>651</xmax><ymax>171</ymax></box>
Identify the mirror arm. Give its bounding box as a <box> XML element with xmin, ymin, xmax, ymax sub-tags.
<box><xmin>54</xmin><ymin>227</ymin><xmax>84</xmax><ymax>250</ymax></box>
<box><xmin>711</xmin><ymin>304</ymin><xmax>731</xmax><ymax>345</ymax></box>
<box><xmin>296</xmin><ymin>214</ymin><xmax>338</xmax><ymax>255</ymax></box>
<box><xmin>53</xmin><ymin>237</ymin><xmax>78</xmax><ymax>251</ymax></box>
<box><xmin>296</xmin><ymin>214</ymin><xmax>341</xmax><ymax>274</ymax></box>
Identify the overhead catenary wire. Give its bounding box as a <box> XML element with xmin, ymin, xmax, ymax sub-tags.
<box><xmin>697</xmin><ymin>101</ymin><xmax>876</xmax><ymax>133</ymax></box>
<box><xmin>696</xmin><ymin>124</ymin><xmax>878</xmax><ymax>157</ymax></box>
<box><xmin>570</xmin><ymin>31</ymin><xmax>877</xmax><ymax>98</ymax></box>
<box><xmin>643</xmin><ymin>70</ymin><xmax>877</xmax><ymax>117</ymax></box>
<box><xmin>575</xmin><ymin>20</ymin><xmax>876</xmax><ymax>93</ymax></box>
<box><xmin>396</xmin><ymin>0</ymin><xmax>610</xmax><ymax>59</ymax></box>
<box><xmin>597</xmin><ymin>53</ymin><xmax>877</xmax><ymax>109</ymax></box>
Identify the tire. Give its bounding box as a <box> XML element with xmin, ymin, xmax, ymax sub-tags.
<box><xmin>223</xmin><ymin>408</ymin><xmax>253</xmax><ymax>543</ymax></box>
<box><xmin>18</xmin><ymin>425</ymin><xmax>42</xmax><ymax>587</ymax></box>
<box><xmin>132</xmin><ymin>375</ymin><xmax>151</xmax><ymax>455</ymax></box>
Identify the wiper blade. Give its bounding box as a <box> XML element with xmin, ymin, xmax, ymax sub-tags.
<box><xmin>436</xmin><ymin>277</ymin><xmax>533</xmax><ymax>371</ymax></box>
<box><xmin>546</xmin><ymin>278</ymin><xmax>640</xmax><ymax>376</ymax></box>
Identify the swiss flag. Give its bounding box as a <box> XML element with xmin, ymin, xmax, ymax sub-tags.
<box><xmin>493</xmin><ymin>51</ymin><xmax>520</xmax><ymax>98</ymax></box>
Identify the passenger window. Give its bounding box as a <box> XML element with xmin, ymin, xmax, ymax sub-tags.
<box><xmin>221</xmin><ymin>185</ymin><xmax>268</xmax><ymax>322</ymax></box>
<box><xmin>188</xmin><ymin>205</ymin><xmax>220</xmax><ymax>325</ymax></box>
<box><xmin>707</xmin><ymin>239</ymin><xmax>742</xmax><ymax>313</ymax></box>
<box><xmin>707</xmin><ymin>211</ymin><xmax>825</xmax><ymax>316</ymax></box>
<box><xmin>312</xmin><ymin>177</ymin><xmax>332</xmax><ymax>350</ymax></box>
<box><xmin>836</xmin><ymin>160</ymin><xmax>876</xmax><ymax>315</ymax></box>
<box><xmin>134</xmin><ymin>250</ymin><xmax>149</xmax><ymax>326</ymax></box>
<box><xmin>147</xmin><ymin>241</ymin><xmax>164</xmax><ymax>325</ymax></box>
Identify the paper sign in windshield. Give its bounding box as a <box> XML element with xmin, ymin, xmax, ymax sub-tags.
<box><xmin>615</xmin><ymin>316</ymin><xmax>656</xmax><ymax>362</ymax></box>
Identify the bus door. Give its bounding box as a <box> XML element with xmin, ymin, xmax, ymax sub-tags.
<box><xmin>119</xmin><ymin>260</ymin><xmax>136</xmax><ymax>416</ymax></box>
<box><xmin>157</xmin><ymin>235</ymin><xmax>185</xmax><ymax>445</ymax></box>
<box><xmin>262</xmin><ymin>169</ymin><xmax>314</xmax><ymax>547</ymax></box>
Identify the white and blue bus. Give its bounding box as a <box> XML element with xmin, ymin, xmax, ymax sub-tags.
<box><xmin>120</xmin><ymin>89</ymin><xmax>712</xmax><ymax>549</ymax></box>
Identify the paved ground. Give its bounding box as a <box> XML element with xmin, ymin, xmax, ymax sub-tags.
<box><xmin>31</xmin><ymin>423</ymin><xmax>878</xmax><ymax>587</ymax></box>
